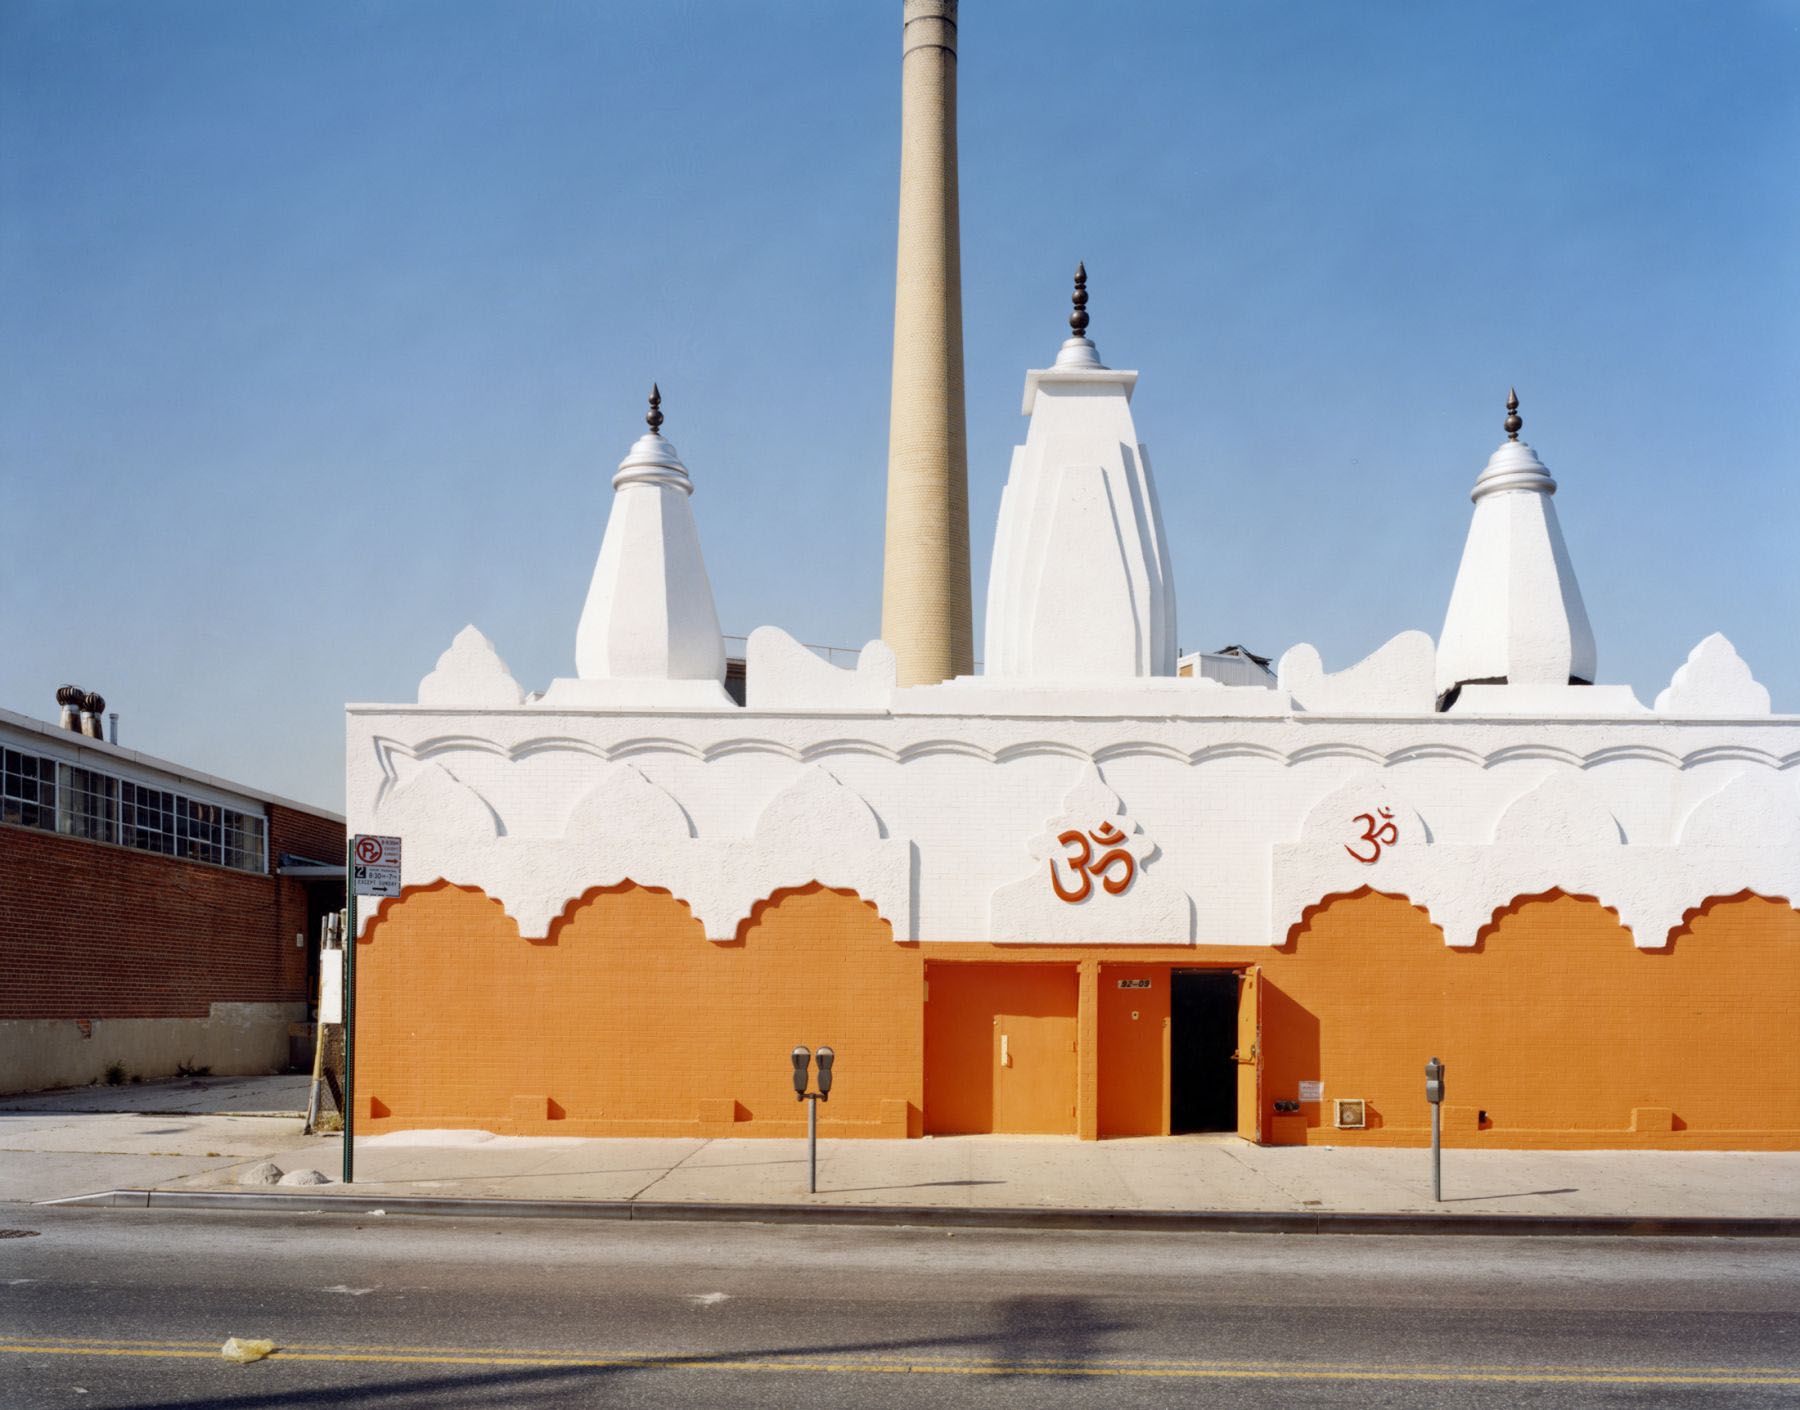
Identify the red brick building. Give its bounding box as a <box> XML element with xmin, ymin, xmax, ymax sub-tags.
<box><xmin>1</xmin><ymin>704</ymin><xmax>344</xmax><ymax>1093</ymax></box>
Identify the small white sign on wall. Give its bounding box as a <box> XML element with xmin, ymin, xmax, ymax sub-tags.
<box><xmin>319</xmin><ymin>950</ymin><xmax>344</xmax><ymax>1025</ymax></box>
<box><xmin>1298</xmin><ymin>1080</ymin><xmax>1323</xmax><ymax>1103</ymax></box>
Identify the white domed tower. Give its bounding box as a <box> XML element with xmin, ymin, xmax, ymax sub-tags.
<box><xmin>982</xmin><ymin>265</ymin><xmax>1177</xmax><ymax>680</ymax></box>
<box><xmin>1436</xmin><ymin>390</ymin><xmax>1596</xmax><ymax>709</ymax></box>
<box><xmin>549</xmin><ymin>386</ymin><xmax>731</xmax><ymax>709</ymax></box>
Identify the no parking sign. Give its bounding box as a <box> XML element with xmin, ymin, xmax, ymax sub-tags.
<box><xmin>350</xmin><ymin>833</ymin><xmax>402</xmax><ymax>897</ymax></box>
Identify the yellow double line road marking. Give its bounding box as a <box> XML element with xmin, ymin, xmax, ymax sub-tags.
<box><xmin>3</xmin><ymin>1340</ymin><xmax>1797</xmax><ymax>1386</ymax></box>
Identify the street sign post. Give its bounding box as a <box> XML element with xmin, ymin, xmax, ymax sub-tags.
<box><xmin>344</xmin><ymin>834</ymin><xmax>402</xmax><ymax>1184</ymax></box>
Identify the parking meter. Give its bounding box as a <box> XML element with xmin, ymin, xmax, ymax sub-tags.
<box><xmin>1425</xmin><ymin>1057</ymin><xmax>1445</xmax><ymax>1200</ymax></box>
<box><xmin>815</xmin><ymin>1046</ymin><xmax>835</xmax><ymax>1100</ymax></box>
<box><xmin>791</xmin><ymin>1046</ymin><xmax>811</xmax><ymax>1101</ymax></box>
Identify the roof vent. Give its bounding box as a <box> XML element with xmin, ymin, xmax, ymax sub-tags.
<box><xmin>79</xmin><ymin>691</ymin><xmax>106</xmax><ymax>739</ymax></box>
<box><xmin>55</xmin><ymin>684</ymin><xmax>83</xmax><ymax>732</ymax></box>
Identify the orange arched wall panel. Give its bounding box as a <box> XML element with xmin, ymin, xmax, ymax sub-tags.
<box><xmin>355</xmin><ymin>881</ymin><xmax>922</xmax><ymax>1138</ymax></box>
<box><xmin>1254</xmin><ymin>890</ymin><xmax>1800</xmax><ymax>1148</ymax></box>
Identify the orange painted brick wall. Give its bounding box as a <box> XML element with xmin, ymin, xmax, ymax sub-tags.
<box><xmin>356</xmin><ymin>881</ymin><xmax>1799</xmax><ymax>1149</ymax></box>
<box><xmin>1253</xmin><ymin>890</ymin><xmax>1800</xmax><ymax>1148</ymax></box>
<box><xmin>915</xmin><ymin>891</ymin><xmax>1798</xmax><ymax>1148</ymax></box>
<box><xmin>356</xmin><ymin>881</ymin><xmax>923</xmax><ymax>1138</ymax></box>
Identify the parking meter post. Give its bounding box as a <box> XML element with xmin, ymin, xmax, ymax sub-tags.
<box><xmin>807</xmin><ymin>1094</ymin><xmax>818</xmax><ymax>1194</ymax></box>
<box><xmin>1431</xmin><ymin>1103</ymin><xmax>1441</xmax><ymax>1201</ymax></box>
<box><xmin>1425</xmin><ymin>1057</ymin><xmax>1445</xmax><ymax>1202</ymax></box>
<box><xmin>790</xmin><ymin>1045</ymin><xmax>833</xmax><ymax>1194</ymax></box>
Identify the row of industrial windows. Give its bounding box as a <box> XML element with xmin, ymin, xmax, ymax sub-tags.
<box><xmin>1</xmin><ymin>746</ymin><xmax>267</xmax><ymax>874</ymax></box>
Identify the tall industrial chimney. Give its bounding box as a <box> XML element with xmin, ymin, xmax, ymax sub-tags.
<box><xmin>881</xmin><ymin>0</ymin><xmax>972</xmax><ymax>686</ymax></box>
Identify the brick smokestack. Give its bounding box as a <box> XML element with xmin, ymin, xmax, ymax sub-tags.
<box><xmin>881</xmin><ymin>0</ymin><xmax>972</xmax><ymax>686</ymax></box>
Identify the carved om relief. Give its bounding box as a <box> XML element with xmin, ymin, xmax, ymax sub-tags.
<box><xmin>990</xmin><ymin>764</ymin><xmax>1192</xmax><ymax>943</ymax></box>
<box><xmin>1345</xmin><ymin>807</ymin><xmax>1398</xmax><ymax>864</ymax></box>
<box><xmin>1049</xmin><ymin>821</ymin><xmax>1137</xmax><ymax>903</ymax></box>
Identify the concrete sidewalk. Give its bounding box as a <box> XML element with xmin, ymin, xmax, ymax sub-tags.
<box><xmin>4</xmin><ymin>1076</ymin><xmax>1797</xmax><ymax>1226</ymax></box>
<box><xmin>0</xmin><ymin>1073</ymin><xmax>310</xmax><ymax>1117</ymax></box>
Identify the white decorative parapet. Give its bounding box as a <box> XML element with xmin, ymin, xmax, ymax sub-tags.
<box><xmin>982</xmin><ymin>270</ymin><xmax>1176</xmax><ymax>681</ymax></box>
<box><xmin>1447</xmin><ymin>683</ymin><xmax>1648</xmax><ymax>717</ymax></box>
<box><xmin>1655</xmin><ymin>634</ymin><xmax>1772</xmax><ymax>717</ymax></box>
<box><xmin>417</xmin><ymin>626</ymin><xmax>526</xmax><ymax>708</ymax></box>
<box><xmin>746</xmin><ymin>627</ymin><xmax>896</xmax><ymax>711</ymax></box>
<box><xmin>366</xmin><ymin>756</ymin><xmax>910</xmax><ymax>943</ymax></box>
<box><xmin>349</xmin><ymin>696</ymin><xmax>1800</xmax><ymax>952</ymax></box>
<box><xmin>1278</xmin><ymin>632</ymin><xmax>1437</xmax><ymax>714</ymax></box>
<box><xmin>1270</xmin><ymin>766</ymin><xmax>1800</xmax><ymax>948</ymax></box>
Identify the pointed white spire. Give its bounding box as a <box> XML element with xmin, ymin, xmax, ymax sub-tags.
<box><xmin>1436</xmin><ymin>389</ymin><xmax>1595</xmax><ymax>703</ymax></box>
<box><xmin>982</xmin><ymin>266</ymin><xmax>1177</xmax><ymax>679</ymax></box>
<box><xmin>572</xmin><ymin>386</ymin><xmax>728</xmax><ymax>690</ymax></box>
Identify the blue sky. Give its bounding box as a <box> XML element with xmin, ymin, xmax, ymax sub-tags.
<box><xmin>3</xmin><ymin>0</ymin><xmax>1795</xmax><ymax>812</ymax></box>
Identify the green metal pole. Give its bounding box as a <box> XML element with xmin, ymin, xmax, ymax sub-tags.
<box><xmin>342</xmin><ymin>839</ymin><xmax>357</xmax><ymax>1185</ymax></box>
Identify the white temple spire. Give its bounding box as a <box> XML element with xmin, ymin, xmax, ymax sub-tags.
<box><xmin>558</xmin><ymin>387</ymin><xmax>731</xmax><ymax>707</ymax></box>
<box><xmin>982</xmin><ymin>266</ymin><xmax>1177</xmax><ymax>679</ymax></box>
<box><xmin>1436</xmin><ymin>389</ymin><xmax>1596</xmax><ymax>706</ymax></box>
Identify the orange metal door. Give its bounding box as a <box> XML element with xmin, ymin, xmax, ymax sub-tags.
<box><xmin>993</xmin><ymin>967</ymin><xmax>1079</xmax><ymax>1134</ymax></box>
<box><xmin>1098</xmin><ymin>965</ymin><xmax>1169</xmax><ymax>1136</ymax></box>
<box><xmin>1235</xmin><ymin>965</ymin><xmax>1264</xmax><ymax>1142</ymax></box>
<box><xmin>925</xmin><ymin>964</ymin><xmax>1078</xmax><ymax>1134</ymax></box>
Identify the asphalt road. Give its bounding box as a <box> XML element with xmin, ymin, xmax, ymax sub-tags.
<box><xmin>1</xmin><ymin>1208</ymin><xmax>1796</xmax><ymax>1408</ymax></box>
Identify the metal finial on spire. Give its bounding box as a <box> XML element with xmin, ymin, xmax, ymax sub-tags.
<box><xmin>1504</xmin><ymin>386</ymin><xmax>1522</xmax><ymax>442</ymax></box>
<box><xmin>646</xmin><ymin>383</ymin><xmax>664</xmax><ymax>435</ymax></box>
<box><xmin>1069</xmin><ymin>261</ymin><xmax>1089</xmax><ymax>339</ymax></box>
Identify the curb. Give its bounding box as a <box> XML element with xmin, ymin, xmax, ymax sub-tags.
<box><xmin>39</xmin><ymin>1189</ymin><xmax>1800</xmax><ymax>1238</ymax></box>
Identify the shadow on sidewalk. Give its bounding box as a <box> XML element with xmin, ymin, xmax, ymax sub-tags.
<box><xmin>821</xmin><ymin>1179</ymin><xmax>1005</xmax><ymax>1195</ymax></box>
<box><xmin>1437</xmin><ymin>1187</ymin><xmax>1579</xmax><ymax>1203</ymax></box>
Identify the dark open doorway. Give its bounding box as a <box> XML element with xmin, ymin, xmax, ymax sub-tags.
<box><xmin>1170</xmin><ymin>969</ymin><xmax>1239</xmax><ymax>1133</ymax></box>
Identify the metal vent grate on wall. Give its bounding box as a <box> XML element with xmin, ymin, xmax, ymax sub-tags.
<box><xmin>1334</xmin><ymin>1098</ymin><xmax>1366</xmax><ymax>1130</ymax></box>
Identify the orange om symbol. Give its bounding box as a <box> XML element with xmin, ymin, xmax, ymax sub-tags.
<box><xmin>1345</xmin><ymin>807</ymin><xmax>1399</xmax><ymax>864</ymax></box>
<box><xmin>1049</xmin><ymin>821</ymin><xmax>1136</xmax><ymax>903</ymax></box>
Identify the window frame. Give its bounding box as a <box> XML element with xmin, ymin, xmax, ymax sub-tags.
<box><xmin>3</xmin><ymin>744</ymin><xmax>268</xmax><ymax>874</ymax></box>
